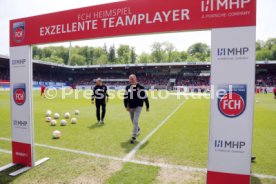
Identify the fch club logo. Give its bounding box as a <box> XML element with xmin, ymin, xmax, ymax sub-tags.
<box><xmin>13</xmin><ymin>83</ymin><xmax>26</xmax><ymax>106</ymax></box>
<box><xmin>13</xmin><ymin>22</ymin><xmax>25</xmax><ymax>43</ymax></box>
<box><xmin>217</xmin><ymin>84</ymin><xmax>247</xmax><ymax>118</ymax></box>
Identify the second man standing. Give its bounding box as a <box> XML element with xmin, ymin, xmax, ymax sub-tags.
<box><xmin>92</xmin><ymin>78</ymin><xmax>108</xmax><ymax>124</ymax></box>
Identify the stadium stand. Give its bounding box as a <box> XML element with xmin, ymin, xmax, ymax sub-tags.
<box><xmin>1</xmin><ymin>56</ymin><xmax>276</xmax><ymax>91</ymax></box>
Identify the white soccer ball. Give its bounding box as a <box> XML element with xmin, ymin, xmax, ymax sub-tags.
<box><xmin>46</xmin><ymin>117</ymin><xmax>52</xmax><ymax>122</ymax></box>
<box><xmin>51</xmin><ymin>119</ymin><xmax>57</xmax><ymax>126</ymax></box>
<box><xmin>46</xmin><ymin>110</ymin><xmax>52</xmax><ymax>117</ymax></box>
<box><xmin>52</xmin><ymin>130</ymin><xmax>61</xmax><ymax>139</ymax></box>
<box><xmin>54</xmin><ymin>113</ymin><xmax>60</xmax><ymax>119</ymax></box>
<box><xmin>74</xmin><ymin>110</ymin><xmax>80</xmax><ymax>115</ymax></box>
<box><xmin>60</xmin><ymin>119</ymin><xmax>67</xmax><ymax>126</ymax></box>
<box><xmin>64</xmin><ymin>112</ymin><xmax>70</xmax><ymax>119</ymax></box>
<box><xmin>71</xmin><ymin>118</ymin><xmax>77</xmax><ymax>124</ymax></box>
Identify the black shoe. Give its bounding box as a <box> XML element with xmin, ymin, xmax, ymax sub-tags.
<box><xmin>138</xmin><ymin>127</ymin><xmax>140</xmax><ymax>132</ymax></box>
<box><xmin>130</xmin><ymin>137</ymin><xmax>136</xmax><ymax>144</ymax></box>
<box><xmin>251</xmin><ymin>156</ymin><xmax>256</xmax><ymax>162</ymax></box>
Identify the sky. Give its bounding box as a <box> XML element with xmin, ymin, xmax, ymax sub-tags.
<box><xmin>0</xmin><ymin>0</ymin><xmax>276</xmax><ymax>56</ymax></box>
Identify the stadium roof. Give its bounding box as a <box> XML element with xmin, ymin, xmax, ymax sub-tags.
<box><xmin>33</xmin><ymin>60</ymin><xmax>276</xmax><ymax>69</ymax></box>
<box><xmin>33</xmin><ymin>60</ymin><xmax>212</xmax><ymax>69</ymax></box>
<box><xmin>30</xmin><ymin>60</ymin><xmax>276</xmax><ymax>69</ymax></box>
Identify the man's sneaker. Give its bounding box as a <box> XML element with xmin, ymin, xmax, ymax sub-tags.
<box><xmin>251</xmin><ymin>156</ymin><xmax>256</xmax><ymax>162</ymax></box>
<box><xmin>130</xmin><ymin>137</ymin><xmax>136</xmax><ymax>144</ymax></box>
<box><xmin>98</xmin><ymin>121</ymin><xmax>101</xmax><ymax>125</ymax></box>
<box><xmin>101</xmin><ymin>119</ymin><xmax>104</xmax><ymax>124</ymax></box>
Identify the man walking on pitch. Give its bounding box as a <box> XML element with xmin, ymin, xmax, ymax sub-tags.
<box><xmin>124</xmin><ymin>74</ymin><xmax>149</xmax><ymax>144</ymax></box>
<box><xmin>92</xmin><ymin>78</ymin><xmax>108</xmax><ymax>124</ymax></box>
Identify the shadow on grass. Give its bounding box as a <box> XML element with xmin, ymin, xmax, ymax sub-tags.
<box><xmin>120</xmin><ymin>140</ymin><xmax>139</xmax><ymax>153</ymax></box>
<box><xmin>139</xmin><ymin>141</ymin><xmax>149</xmax><ymax>150</ymax></box>
<box><xmin>251</xmin><ymin>176</ymin><xmax>262</xmax><ymax>184</ymax></box>
<box><xmin>87</xmin><ymin>122</ymin><xmax>105</xmax><ymax>129</ymax></box>
<box><xmin>0</xmin><ymin>164</ymin><xmax>24</xmax><ymax>184</ymax></box>
<box><xmin>120</xmin><ymin>140</ymin><xmax>149</xmax><ymax>154</ymax></box>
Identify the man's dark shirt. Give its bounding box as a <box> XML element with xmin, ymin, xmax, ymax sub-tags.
<box><xmin>92</xmin><ymin>85</ymin><xmax>108</xmax><ymax>103</ymax></box>
<box><xmin>124</xmin><ymin>83</ymin><xmax>149</xmax><ymax>109</ymax></box>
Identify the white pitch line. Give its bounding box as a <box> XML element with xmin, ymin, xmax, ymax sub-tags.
<box><xmin>128</xmin><ymin>159</ymin><xmax>207</xmax><ymax>173</ymax></box>
<box><xmin>0</xmin><ymin>137</ymin><xmax>123</xmax><ymax>161</ymax></box>
<box><xmin>0</xmin><ymin>141</ymin><xmax>275</xmax><ymax>180</ymax></box>
<box><xmin>35</xmin><ymin>143</ymin><xmax>123</xmax><ymax>162</ymax></box>
<box><xmin>0</xmin><ymin>137</ymin><xmax>10</xmax><ymax>142</ymax></box>
<box><xmin>0</xmin><ymin>149</ymin><xmax>12</xmax><ymax>154</ymax></box>
<box><xmin>0</xmin><ymin>137</ymin><xmax>123</xmax><ymax>162</ymax></box>
<box><xmin>251</xmin><ymin>173</ymin><xmax>276</xmax><ymax>180</ymax></box>
<box><xmin>0</xmin><ymin>146</ymin><xmax>207</xmax><ymax>173</ymax></box>
<box><xmin>123</xmin><ymin>100</ymin><xmax>187</xmax><ymax>161</ymax></box>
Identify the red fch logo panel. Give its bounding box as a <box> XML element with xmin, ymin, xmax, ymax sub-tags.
<box><xmin>217</xmin><ymin>84</ymin><xmax>247</xmax><ymax>118</ymax></box>
<box><xmin>13</xmin><ymin>83</ymin><xmax>26</xmax><ymax>106</ymax></box>
<box><xmin>10</xmin><ymin>0</ymin><xmax>256</xmax><ymax>46</ymax></box>
<box><xmin>12</xmin><ymin>22</ymin><xmax>25</xmax><ymax>43</ymax></box>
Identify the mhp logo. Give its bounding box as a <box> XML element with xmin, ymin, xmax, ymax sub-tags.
<box><xmin>217</xmin><ymin>84</ymin><xmax>247</xmax><ymax>118</ymax></box>
<box><xmin>201</xmin><ymin>0</ymin><xmax>251</xmax><ymax>12</ymax></box>
<box><xmin>215</xmin><ymin>140</ymin><xmax>246</xmax><ymax>149</ymax></box>
<box><xmin>13</xmin><ymin>22</ymin><xmax>25</xmax><ymax>43</ymax></box>
<box><xmin>13</xmin><ymin>83</ymin><xmax>26</xmax><ymax>106</ymax></box>
<box><xmin>217</xmin><ymin>47</ymin><xmax>249</xmax><ymax>56</ymax></box>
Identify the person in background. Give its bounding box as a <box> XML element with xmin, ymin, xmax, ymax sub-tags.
<box><xmin>92</xmin><ymin>78</ymin><xmax>108</xmax><ymax>124</ymax></box>
<box><xmin>264</xmin><ymin>87</ymin><xmax>268</xmax><ymax>94</ymax></box>
<box><xmin>273</xmin><ymin>86</ymin><xmax>276</xmax><ymax>99</ymax></box>
<box><xmin>41</xmin><ymin>84</ymin><xmax>46</xmax><ymax>97</ymax></box>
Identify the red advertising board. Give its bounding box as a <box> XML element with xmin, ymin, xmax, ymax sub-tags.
<box><xmin>10</xmin><ymin>0</ymin><xmax>256</xmax><ymax>46</ymax></box>
<box><xmin>12</xmin><ymin>142</ymin><xmax>32</xmax><ymax>167</ymax></box>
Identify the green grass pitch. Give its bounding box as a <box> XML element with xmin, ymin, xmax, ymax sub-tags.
<box><xmin>0</xmin><ymin>90</ymin><xmax>276</xmax><ymax>183</ymax></box>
